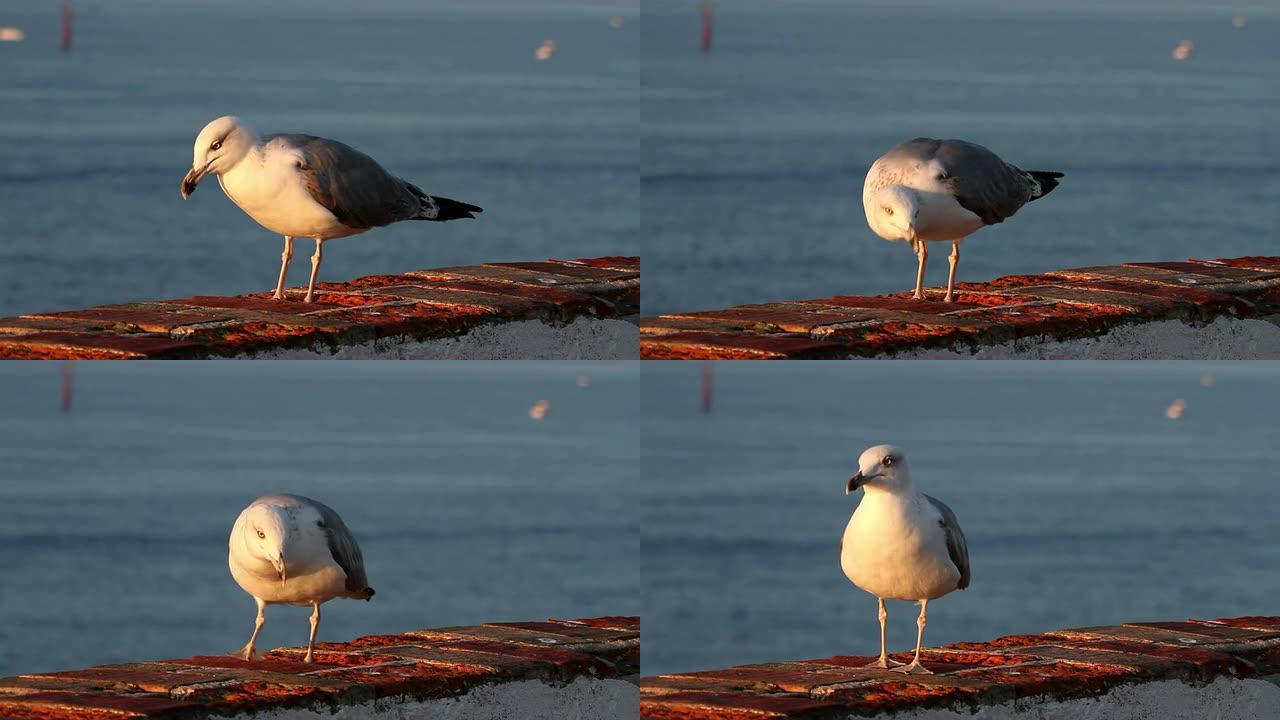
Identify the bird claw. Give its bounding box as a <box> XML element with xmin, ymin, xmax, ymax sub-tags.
<box><xmin>303</xmin><ymin>652</ymin><xmax>315</xmax><ymax>663</ymax></box>
<box><xmin>271</xmin><ymin>291</ymin><xmax>286</xmax><ymax>301</ymax></box>
<box><xmin>892</xmin><ymin>660</ymin><xmax>933</xmax><ymax>675</ymax></box>
<box><xmin>942</xmin><ymin>293</ymin><xmax>955</xmax><ymax>303</ymax></box>
<box><xmin>865</xmin><ymin>657</ymin><xmax>904</xmax><ymax>669</ymax></box>
<box><xmin>236</xmin><ymin>647</ymin><xmax>262</xmax><ymax>662</ymax></box>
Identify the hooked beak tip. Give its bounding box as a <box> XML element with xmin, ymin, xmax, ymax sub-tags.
<box><xmin>181</xmin><ymin>165</ymin><xmax>206</xmax><ymax>199</ymax></box>
<box><xmin>846</xmin><ymin>472</ymin><xmax>865</xmax><ymax>495</ymax></box>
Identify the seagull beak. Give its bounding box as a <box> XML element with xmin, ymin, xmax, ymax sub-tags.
<box><xmin>180</xmin><ymin>163</ymin><xmax>209</xmax><ymax>199</ymax></box>
<box><xmin>846</xmin><ymin>471</ymin><xmax>866</xmax><ymax>495</ymax></box>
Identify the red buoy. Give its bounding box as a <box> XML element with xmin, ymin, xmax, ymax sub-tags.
<box><xmin>60</xmin><ymin>363</ymin><xmax>73</xmax><ymax>412</ymax></box>
<box><xmin>60</xmin><ymin>2</ymin><xmax>73</xmax><ymax>52</ymax></box>
<box><xmin>700</xmin><ymin>1</ymin><xmax>713</xmax><ymax>52</ymax></box>
<box><xmin>700</xmin><ymin>362</ymin><xmax>713</xmax><ymax>413</ymax></box>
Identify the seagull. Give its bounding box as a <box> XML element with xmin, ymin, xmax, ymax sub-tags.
<box><xmin>839</xmin><ymin>445</ymin><xmax>969</xmax><ymax>675</ymax></box>
<box><xmin>181</xmin><ymin>116</ymin><xmax>482</xmax><ymax>303</ymax></box>
<box><xmin>862</xmin><ymin>138</ymin><xmax>1063</xmax><ymax>302</ymax></box>
<box><xmin>228</xmin><ymin>494</ymin><xmax>375</xmax><ymax>663</ymax></box>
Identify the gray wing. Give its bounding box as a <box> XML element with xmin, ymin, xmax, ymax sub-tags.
<box><xmin>874</xmin><ymin>138</ymin><xmax>1035</xmax><ymax>225</ymax></box>
<box><xmin>933</xmin><ymin>139</ymin><xmax>1035</xmax><ymax>225</ymax></box>
<box><xmin>269</xmin><ymin>134</ymin><xmax>422</xmax><ymax>231</ymax></box>
<box><xmin>923</xmin><ymin>494</ymin><xmax>970</xmax><ymax>590</ymax></box>
<box><xmin>290</xmin><ymin>494</ymin><xmax>371</xmax><ymax>594</ymax></box>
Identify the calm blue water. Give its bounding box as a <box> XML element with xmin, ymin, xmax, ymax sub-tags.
<box><xmin>0</xmin><ymin>0</ymin><xmax>637</xmax><ymax>317</ymax></box>
<box><xmin>641</xmin><ymin>362</ymin><xmax>1280</xmax><ymax>675</ymax></box>
<box><xmin>0</xmin><ymin>362</ymin><xmax>639</xmax><ymax>677</ymax></box>
<box><xmin>643</xmin><ymin>0</ymin><xmax>1280</xmax><ymax>314</ymax></box>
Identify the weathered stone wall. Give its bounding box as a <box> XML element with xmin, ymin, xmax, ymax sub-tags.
<box><xmin>641</xmin><ymin>615</ymin><xmax>1280</xmax><ymax>719</ymax></box>
<box><xmin>0</xmin><ymin>616</ymin><xmax>639</xmax><ymax>719</ymax></box>
<box><xmin>640</xmin><ymin>257</ymin><xmax>1280</xmax><ymax>359</ymax></box>
<box><xmin>0</xmin><ymin>257</ymin><xmax>639</xmax><ymax>360</ymax></box>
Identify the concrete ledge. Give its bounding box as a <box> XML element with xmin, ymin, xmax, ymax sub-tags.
<box><xmin>639</xmin><ymin>257</ymin><xmax>1280</xmax><ymax>359</ymax></box>
<box><xmin>640</xmin><ymin>615</ymin><xmax>1280</xmax><ymax>719</ymax></box>
<box><xmin>0</xmin><ymin>615</ymin><xmax>639</xmax><ymax>719</ymax></box>
<box><xmin>0</xmin><ymin>257</ymin><xmax>640</xmax><ymax>360</ymax></box>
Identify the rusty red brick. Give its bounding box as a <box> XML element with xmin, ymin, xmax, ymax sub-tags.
<box><xmin>494</xmin><ymin>261</ymin><xmax>637</xmax><ymax>282</ymax></box>
<box><xmin>443</xmin><ymin>640</ymin><xmax>613</xmax><ymax>679</ymax></box>
<box><xmin>353</xmin><ymin>644</ymin><xmax>532</xmax><ymax>671</ymax></box>
<box><xmin>304</xmin><ymin>303</ymin><xmax>496</xmax><ymax>341</ymax></box>
<box><xmin>662</xmin><ymin>305</ymin><xmax>869</xmax><ymax>335</ymax></box>
<box><xmin>641</xmin><ymin>691</ymin><xmax>844</xmax><ymax>719</ymax></box>
<box><xmin>0</xmin><ymin>332</ymin><xmax>203</xmax><ymax>359</ymax></box>
<box><xmin>164</xmin><ymin>654</ymin><xmax>343</xmax><ymax>675</ymax></box>
<box><xmin>815</xmin><ymin>295</ymin><xmax>988</xmax><ymax>313</ymax></box>
<box><xmin>666</xmin><ymin>666</ymin><xmax>868</xmax><ymax>694</ymax></box>
<box><xmin>0</xmin><ymin>617</ymin><xmax>635</xmax><ymax>717</ymax></box>
<box><xmin>351</xmin><ymin>285</ymin><xmax>553</xmax><ymax>316</ymax></box>
<box><xmin>563</xmin><ymin>616</ymin><xmax>641</xmax><ymax>632</ymax></box>
<box><xmin>25</xmin><ymin>665</ymin><xmax>241</xmax><ymax>694</ymax></box>
<box><xmin>1061</xmin><ymin>263</ymin><xmax>1243</xmax><ymax>288</ymax></box>
<box><xmin>166</xmin><ymin>295</ymin><xmax>348</xmax><ymax>315</ymax></box>
<box><xmin>492</xmin><ymin>621</ymin><xmax>638</xmax><ymax>643</ymax></box>
<box><xmin>1208</xmin><ymin>257</ymin><xmax>1280</xmax><ymax>272</ymax></box>
<box><xmin>1055</xmin><ymin>279</ymin><xmax>1255</xmax><ymax>319</ymax></box>
<box><xmin>405</xmin><ymin>277</ymin><xmax>619</xmax><ymax>320</ymax></box>
<box><xmin>1137</xmin><ymin>261</ymin><xmax>1280</xmax><ymax>282</ymax></box>
<box><xmin>641</xmin><ymin>615</ymin><xmax>1280</xmax><ymax>718</ymax></box>
<box><xmin>20</xmin><ymin>305</ymin><xmax>240</xmax><ymax>334</ymax></box>
<box><xmin>0</xmin><ymin>257</ymin><xmax>637</xmax><ymax>359</ymax></box>
<box><xmin>561</xmin><ymin>256</ymin><xmax>640</xmax><ymax>271</ymax></box>
<box><xmin>416</xmin><ymin>624</ymin><xmax>591</xmax><ymax>648</ymax></box>
<box><xmin>309</xmin><ymin>661</ymin><xmax>496</xmax><ymax>700</ymax></box>
<box><xmin>640</xmin><ymin>332</ymin><xmax>847</xmax><ymax>359</ymax></box>
<box><xmin>1207</xmin><ymin>616</ymin><xmax>1280</xmax><ymax>632</ymax></box>
<box><xmin>0</xmin><ymin>691</ymin><xmax>202</xmax><ymax>718</ymax></box>
<box><xmin>428</xmin><ymin>264</ymin><xmax>596</xmax><ymax>287</ymax></box>
<box><xmin>639</xmin><ymin>256</ymin><xmax>1280</xmax><ymax>358</ymax></box>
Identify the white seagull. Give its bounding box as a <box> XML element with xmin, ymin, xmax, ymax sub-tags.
<box><xmin>862</xmin><ymin>138</ymin><xmax>1063</xmax><ymax>303</ymax></box>
<box><xmin>228</xmin><ymin>494</ymin><xmax>375</xmax><ymax>663</ymax></box>
<box><xmin>182</xmin><ymin>116</ymin><xmax>482</xmax><ymax>303</ymax></box>
<box><xmin>840</xmin><ymin>445</ymin><xmax>970</xmax><ymax>675</ymax></box>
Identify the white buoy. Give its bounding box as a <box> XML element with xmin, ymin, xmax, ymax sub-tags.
<box><xmin>536</xmin><ymin>40</ymin><xmax>556</xmax><ymax>60</ymax></box>
<box><xmin>610</xmin><ymin>15</ymin><xmax>624</xmax><ymax>29</ymax></box>
<box><xmin>1166</xmin><ymin>399</ymin><xmax>1187</xmax><ymax>420</ymax></box>
<box><xmin>576</xmin><ymin>375</ymin><xmax>591</xmax><ymax>388</ymax></box>
<box><xmin>1232</xmin><ymin>15</ymin><xmax>1247</xmax><ymax>28</ymax></box>
<box><xmin>529</xmin><ymin>399</ymin><xmax>551</xmax><ymax>420</ymax></box>
<box><xmin>1200</xmin><ymin>374</ymin><xmax>1215</xmax><ymax>387</ymax></box>
<box><xmin>0</xmin><ymin>27</ymin><xmax>24</xmax><ymax>41</ymax></box>
<box><xmin>1172</xmin><ymin>40</ymin><xmax>1194</xmax><ymax>60</ymax></box>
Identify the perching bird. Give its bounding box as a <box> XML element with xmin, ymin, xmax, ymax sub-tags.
<box><xmin>840</xmin><ymin>445</ymin><xmax>969</xmax><ymax>675</ymax></box>
<box><xmin>862</xmin><ymin>138</ymin><xmax>1063</xmax><ymax>303</ymax></box>
<box><xmin>181</xmin><ymin>116</ymin><xmax>482</xmax><ymax>303</ymax></box>
<box><xmin>228</xmin><ymin>494</ymin><xmax>374</xmax><ymax>663</ymax></box>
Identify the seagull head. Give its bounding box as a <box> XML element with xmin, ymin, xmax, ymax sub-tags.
<box><xmin>846</xmin><ymin>444</ymin><xmax>911</xmax><ymax>494</ymax></box>
<box><xmin>244</xmin><ymin>503</ymin><xmax>291</xmax><ymax>583</ymax></box>
<box><xmin>182</xmin><ymin>115</ymin><xmax>255</xmax><ymax>199</ymax></box>
<box><xmin>865</xmin><ymin>186</ymin><xmax>920</xmax><ymax>242</ymax></box>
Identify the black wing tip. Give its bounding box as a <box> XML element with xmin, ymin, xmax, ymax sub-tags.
<box><xmin>363</xmin><ymin>587</ymin><xmax>376</xmax><ymax>600</ymax></box>
<box><xmin>424</xmin><ymin>196</ymin><xmax>483</xmax><ymax>221</ymax></box>
<box><xmin>1027</xmin><ymin>170</ymin><xmax>1064</xmax><ymax>200</ymax></box>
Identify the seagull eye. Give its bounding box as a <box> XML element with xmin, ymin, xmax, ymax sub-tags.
<box><xmin>883</xmin><ymin>207</ymin><xmax>894</xmax><ymax>216</ymax></box>
<box><xmin>211</xmin><ymin>141</ymin><xmax>223</xmax><ymax>151</ymax></box>
<box><xmin>256</xmin><ymin>530</ymin><xmax>265</xmax><ymax>539</ymax></box>
<box><xmin>882</xmin><ymin>456</ymin><xmax>894</xmax><ymax>467</ymax></box>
